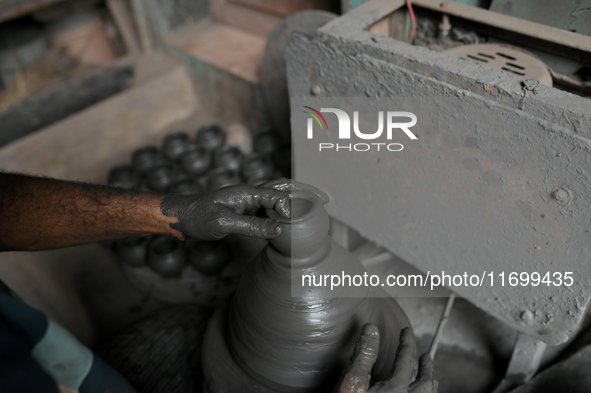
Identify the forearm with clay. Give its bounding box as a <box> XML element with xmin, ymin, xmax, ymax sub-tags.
<box><xmin>0</xmin><ymin>172</ymin><xmax>174</xmax><ymax>251</ymax></box>
<box><xmin>0</xmin><ymin>172</ymin><xmax>294</xmax><ymax>252</ymax></box>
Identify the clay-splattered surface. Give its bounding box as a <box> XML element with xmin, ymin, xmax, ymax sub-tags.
<box><xmin>286</xmin><ymin>1</ymin><xmax>591</xmax><ymax>345</ymax></box>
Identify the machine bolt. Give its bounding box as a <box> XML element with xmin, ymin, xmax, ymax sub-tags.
<box><xmin>311</xmin><ymin>85</ymin><xmax>322</xmax><ymax>96</ymax></box>
<box><xmin>552</xmin><ymin>186</ymin><xmax>572</xmax><ymax>205</ymax></box>
<box><xmin>520</xmin><ymin>309</ymin><xmax>534</xmax><ymax>322</ymax></box>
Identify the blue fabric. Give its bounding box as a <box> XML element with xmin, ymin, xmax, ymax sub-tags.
<box><xmin>0</xmin><ymin>279</ymin><xmax>12</xmax><ymax>295</ymax></box>
<box><xmin>0</xmin><ymin>280</ymin><xmax>137</xmax><ymax>393</ymax></box>
<box><xmin>0</xmin><ymin>291</ymin><xmax>48</xmax><ymax>349</ymax></box>
<box><xmin>0</xmin><ymin>315</ymin><xmax>58</xmax><ymax>393</ymax></box>
<box><xmin>32</xmin><ymin>320</ymin><xmax>94</xmax><ymax>389</ymax></box>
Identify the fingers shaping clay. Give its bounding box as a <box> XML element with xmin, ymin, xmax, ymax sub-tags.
<box><xmin>202</xmin><ymin>189</ymin><xmax>412</xmax><ymax>392</ymax></box>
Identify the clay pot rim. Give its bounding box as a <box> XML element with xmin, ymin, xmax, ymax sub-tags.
<box><xmin>215</xmin><ymin>145</ymin><xmax>242</xmax><ymax>157</ymax></box>
<box><xmin>148</xmin><ymin>162</ymin><xmax>175</xmax><ymax>173</ymax></box>
<box><xmin>188</xmin><ymin>239</ymin><xmax>222</xmax><ymax>252</ymax></box>
<box><xmin>164</xmin><ymin>131</ymin><xmax>189</xmax><ymax>140</ymax></box>
<box><xmin>198</xmin><ymin>123</ymin><xmax>224</xmax><ymax>132</ymax></box>
<box><xmin>182</xmin><ymin>145</ymin><xmax>207</xmax><ymax>156</ymax></box>
<box><xmin>172</xmin><ymin>178</ymin><xmax>199</xmax><ymax>185</ymax></box>
<box><xmin>197</xmin><ymin>124</ymin><xmax>225</xmax><ymax>141</ymax></box>
<box><xmin>118</xmin><ymin>236</ymin><xmax>149</xmax><ymax>247</ymax></box>
<box><xmin>266</xmin><ymin>189</ymin><xmax>320</xmax><ymax>224</ymax></box>
<box><xmin>109</xmin><ymin>164</ymin><xmax>137</xmax><ymax>177</ymax></box>
<box><xmin>209</xmin><ymin>167</ymin><xmax>238</xmax><ymax>176</ymax></box>
<box><xmin>244</xmin><ymin>152</ymin><xmax>270</xmax><ymax>165</ymax></box>
<box><xmin>149</xmin><ymin>236</ymin><xmax>181</xmax><ymax>254</ymax></box>
<box><xmin>133</xmin><ymin>145</ymin><xmax>159</xmax><ymax>157</ymax></box>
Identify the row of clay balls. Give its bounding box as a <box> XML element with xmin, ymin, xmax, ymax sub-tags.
<box><xmin>115</xmin><ymin>235</ymin><xmax>231</xmax><ymax>277</ymax></box>
<box><xmin>107</xmin><ymin>124</ymin><xmax>291</xmax><ymax>277</ymax></box>
<box><xmin>107</xmin><ymin>124</ymin><xmax>290</xmax><ymax>194</ymax></box>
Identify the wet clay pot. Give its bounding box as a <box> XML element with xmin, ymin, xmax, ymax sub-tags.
<box><xmin>206</xmin><ymin>168</ymin><xmax>241</xmax><ymax>191</ymax></box>
<box><xmin>146</xmin><ymin>164</ymin><xmax>176</xmax><ymax>193</ymax></box>
<box><xmin>162</xmin><ymin>131</ymin><xmax>191</xmax><ymax>161</ymax></box>
<box><xmin>115</xmin><ymin>236</ymin><xmax>150</xmax><ymax>267</ymax></box>
<box><xmin>147</xmin><ymin>236</ymin><xmax>187</xmax><ymax>278</ymax></box>
<box><xmin>241</xmin><ymin>153</ymin><xmax>275</xmax><ymax>184</ymax></box>
<box><xmin>253</xmin><ymin>129</ymin><xmax>284</xmax><ymax>155</ymax></box>
<box><xmin>180</xmin><ymin>146</ymin><xmax>211</xmax><ymax>176</ymax></box>
<box><xmin>187</xmin><ymin>240</ymin><xmax>231</xmax><ymax>275</ymax></box>
<box><xmin>196</xmin><ymin>124</ymin><xmax>226</xmax><ymax>152</ymax></box>
<box><xmin>132</xmin><ymin>146</ymin><xmax>166</xmax><ymax>174</ymax></box>
<box><xmin>108</xmin><ymin>164</ymin><xmax>141</xmax><ymax>189</ymax></box>
<box><xmin>169</xmin><ymin>178</ymin><xmax>203</xmax><ymax>195</ymax></box>
<box><xmin>213</xmin><ymin>145</ymin><xmax>243</xmax><ymax>172</ymax></box>
<box><xmin>202</xmin><ymin>189</ymin><xmax>411</xmax><ymax>392</ymax></box>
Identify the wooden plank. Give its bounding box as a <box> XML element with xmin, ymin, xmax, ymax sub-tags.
<box><xmin>209</xmin><ymin>0</ymin><xmax>282</xmax><ymax>36</ymax></box>
<box><xmin>169</xmin><ymin>19</ymin><xmax>266</xmax><ymax>84</ymax></box>
<box><xmin>212</xmin><ymin>0</ymin><xmax>338</xmax><ymax>35</ymax></box>
<box><xmin>0</xmin><ymin>0</ymin><xmax>68</xmax><ymax>23</ymax></box>
<box><xmin>412</xmin><ymin>0</ymin><xmax>591</xmax><ymax>56</ymax></box>
<box><xmin>0</xmin><ymin>60</ymin><xmax>199</xmax><ymax>182</ymax></box>
<box><xmin>0</xmin><ymin>61</ymin><xmax>135</xmax><ymax>147</ymax></box>
<box><xmin>229</xmin><ymin>0</ymin><xmax>336</xmax><ymax>17</ymax></box>
<box><xmin>106</xmin><ymin>0</ymin><xmax>142</xmax><ymax>55</ymax></box>
<box><xmin>130</xmin><ymin>0</ymin><xmax>153</xmax><ymax>52</ymax></box>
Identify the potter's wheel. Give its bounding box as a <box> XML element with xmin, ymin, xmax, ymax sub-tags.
<box><xmin>202</xmin><ymin>295</ymin><xmax>412</xmax><ymax>392</ymax></box>
<box><xmin>202</xmin><ymin>189</ymin><xmax>414</xmax><ymax>392</ymax></box>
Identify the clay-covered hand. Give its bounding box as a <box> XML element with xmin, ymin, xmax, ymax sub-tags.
<box><xmin>334</xmin><ymin>324</ymin><xmax>438</xmax><ymax>393</ymax></box>
<box><xmin>161</xmin><ymin>185</ymin><xmax>290</xmax><ymax>241</ymax></box>
<box><xmin>262</xmin><ymin>177</ymin><xmax>330</xmax><ymax>204</ymax></box>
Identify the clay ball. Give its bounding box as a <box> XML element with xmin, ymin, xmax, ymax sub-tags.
<box><xmin>196</xmin><ymin>124</ymin><xmax>226</xmax><ymax>152</ymax></box>
<box><xmin>162</xmin><ymin>131</ymin><xmax>191</xmax><ymax>161</ymax></box>
<box><xmin>108</xmin><ymin>164</ymin><xmax>141</xmax><ymax>189</ymax></box>
<box><xmin>148</xmin><ymin>236</ymin><xmax>187</xmax><ymax>278</ymax></box>
<box><xmin>132</xmin><ymin>146</ymin><xmax>165</xmax><ymax>174</ymax></box>
<box><xmin>187</xmin><ymin>240</ymin><xmax>230</xmax><ymax>275</ymax></box>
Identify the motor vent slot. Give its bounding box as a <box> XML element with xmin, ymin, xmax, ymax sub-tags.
<box><xmin>446</xmin><ymin>43</ymin><xmax>552</xmax><ymax>86</ymax></box>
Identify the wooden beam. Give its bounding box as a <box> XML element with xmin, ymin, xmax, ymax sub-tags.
<box><xmin>0</xmin><ymin>61</ymin><xmax>199</xmax><ymax>182</ymax></box>
<box><xmin>106</xmin><ymin>0</ymin><xmax>142</xmax><ymax>55</ymax></box>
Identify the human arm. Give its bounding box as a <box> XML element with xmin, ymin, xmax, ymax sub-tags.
<box><xmin>0</xmin><ymin>172</ymin><xmax>290</xmax><ymax>252</ymax></box>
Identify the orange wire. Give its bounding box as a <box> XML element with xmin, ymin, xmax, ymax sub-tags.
<box><xmin>405</xmin><ymin>0</ymin><xmax>417</xmax><ymax>40</ymax></box>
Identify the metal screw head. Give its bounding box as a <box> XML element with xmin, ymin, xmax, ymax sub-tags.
<box><xmin>311</xmin><ymin>85</ymin><xmax>322</xmax><ymax>96</ymax></box>
<box><xmin>552</xmin><ymin>186</ymin><xmax>572</xmax><ymax>205</ymax></box>
<box><xmin>520</xmin><ymin>309</ymin><xmax>534</xmax><ymax>322</ymax></box>
<box><xmin>522</xmin><ymin>79</ymin><xmax>540</xmax><ymax>92</ymax></box>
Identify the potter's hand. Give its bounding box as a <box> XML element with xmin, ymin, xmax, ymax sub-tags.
<box><xmin>161</xmin><ymin>185</ymin><xmax>290</xmax><ymax>241</ymax></box>
<box><xmin>262</xmin><ymin>178</ymin><xmax>330</xmax><ymax>204</ymax></box>
<box><xmin>335</xmin><ymin>324</ymin><xmax>438</xmax><ymax>393</ymax></box>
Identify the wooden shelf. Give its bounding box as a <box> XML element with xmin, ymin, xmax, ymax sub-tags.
<box><xmin>0</xmin><ymin>0</ymin><xmax>68</xmax><ymax>23</ymax></box>
<box><xmin>168</xmin><ymin>19</ymin><xmax>266</xmax><ymax>84</ymax></box>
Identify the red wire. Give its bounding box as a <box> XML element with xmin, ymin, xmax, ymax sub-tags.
<box><xmin>405</xmin><ymin>0</ymin><xmax>417</xmax><ymax>40</ymax></box>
